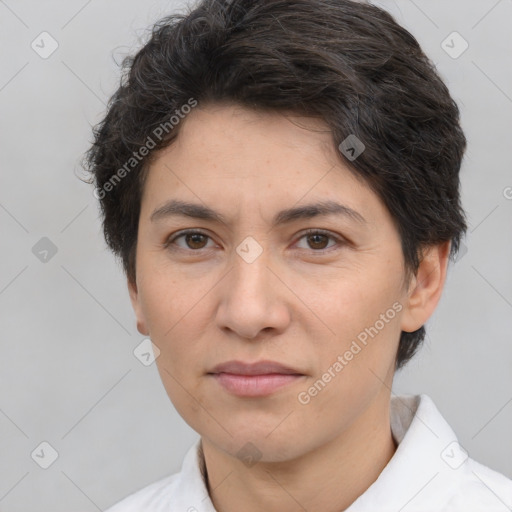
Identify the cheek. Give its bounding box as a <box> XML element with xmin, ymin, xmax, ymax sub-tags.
<box><xmin>139</xmin><ymin>274</ymin><xmax>208</xmax><ymax>420</ymax></box>
<box><xmin>296</xmin><ymin>260</ymin><xmax>403</xmax><ymax>343</ymax></box>
<box><xmin>296</xmin><ymin>267</ymin><xmax>404</xmax><ymax>402</ymax></box>
<box><xmin>137</xmin><ymin>270</ymin><xmax>216</xmax><ymax>373</ymax></box>
<box><xmin>138</xmin><ymin>263</ymin><xmax>201</xmax><ymax>332</ymax></box>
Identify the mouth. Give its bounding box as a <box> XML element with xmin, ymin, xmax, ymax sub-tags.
<box><xmin>207</xmin><ymin>360</ymin><xmax>305</xmax><ymax>397</ymax></box>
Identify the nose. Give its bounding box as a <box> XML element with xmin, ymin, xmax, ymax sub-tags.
<box><xmin>215</xmin><ymin>246</ymin><xmax>291</xmax><ymax>340</ymax></box>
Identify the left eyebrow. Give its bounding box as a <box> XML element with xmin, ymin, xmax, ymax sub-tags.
<box><xmin>150</xmin><ymin>199</ymin><xmax>367</xmax><ymax>226</ymax></box>
<box><xmin>272</xmin><ymin>200</ymin><xmax>367</xmax><ymax>226</ymax></box>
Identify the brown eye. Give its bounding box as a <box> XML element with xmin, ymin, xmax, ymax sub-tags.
<box><xmin>184</xmin><ymin>233</ymin><xmax>209</xmax><ymax>249</ymax></box>
<box><xmin>306</xmin><ymin>233</ymin><xmax>330</xmax><ymax>250</ymax></box>
<box><xmin>165</xmin><ymin>230</ymin><xmax>215</xmax><ymax>251</ymax></box>
<box><xmin>295</xmin><ymin>230</ymin><xmax>343</xmax><ymax>251</ymax></box>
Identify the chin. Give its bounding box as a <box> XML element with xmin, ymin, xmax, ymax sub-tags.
<box><xmin>201</xmin><ymin>419</ymin><xmax>313</xmax><ymax>463</ymax></box>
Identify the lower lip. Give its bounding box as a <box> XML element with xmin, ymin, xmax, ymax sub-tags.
<box><xmin>212</xmin><ymin>373</ymin><xmax>303</xmax><ymax>397</ymax></box>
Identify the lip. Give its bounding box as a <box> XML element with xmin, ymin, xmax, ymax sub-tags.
<box><xmin>208</xmin><ymin>360</ymin><xmax>305</xmax><ymax>397</ymax></box>
<box><xmin>210</xmin><ymin>360</ymin><xmax>302</xmax><ymax>376</ymax></box>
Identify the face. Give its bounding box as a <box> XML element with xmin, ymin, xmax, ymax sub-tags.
<box><xmin>129</xmin><ymin>103</ymin><xmax>424</xmax><ymax>462</ymax></box>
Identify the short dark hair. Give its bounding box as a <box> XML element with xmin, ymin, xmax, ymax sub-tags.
<box><xmin>83</xmin><ymin>0</ymin><xmax>468</xmax><ymax>369</ymax></box>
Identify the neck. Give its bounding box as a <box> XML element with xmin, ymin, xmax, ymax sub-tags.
<box><xmin>201</xmin><ymin>392</ymin><xmax>397</xmax><ymax>512</ymax></box>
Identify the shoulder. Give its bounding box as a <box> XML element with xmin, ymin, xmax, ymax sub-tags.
<box><xmin>443</xmin><ymin>458</ymin><xmax>512</xmax><ymax>511</ymax></box>
<box><xmin>103</xmin><ymin>472</ymin><xmax>182</xmax><ymax>512</ymax></box>
<box><xmin>416</xmin><ymin>394</ymin><xmax>512</xmax><ymax>511</ymax></box>
<box><xmin>103</xmin><ymin>439</ymin><xmax>210</xmax><ymax>512</ymax></box>
<box><xmin>375</xmin><ymin>394</ymin><xmax>512</xmax><ymax>512</ymax></box>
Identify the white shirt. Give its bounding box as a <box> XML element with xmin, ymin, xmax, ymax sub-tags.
<box><xmin>105</xmin><ymin>394</ymin><xmax>512</xmax><ymax>511</ymax></box>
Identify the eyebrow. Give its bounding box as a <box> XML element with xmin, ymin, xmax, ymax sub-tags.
<box><xmin>150</xmin><ymin>199</ymin><xmax>366</xmax><ymax>226</ymax></box>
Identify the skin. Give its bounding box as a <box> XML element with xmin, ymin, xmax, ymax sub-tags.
<box><xmin>129</xmin><ymin>103</ymin><xmax>450</xmax><ymax>512</ymax></box>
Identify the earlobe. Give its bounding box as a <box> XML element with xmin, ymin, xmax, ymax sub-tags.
<box><xmin>127</xmin><ymin>277</ymin><xmax>150</xmax><ymax>336</ymax></box>
<box><xmin>400</xmin><ymin>241</ymin><xmax>451</xmax><ymax>333</ymax></box>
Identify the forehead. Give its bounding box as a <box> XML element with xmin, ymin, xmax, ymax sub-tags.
<box><xmin>141</xmin><ymin>103</ymin><xmax>386</xmax><ymax>228</ymax></box>
<box><xmin>149</xmin><ymin>103</ymin><xmax>342</xmax><ymax>178</ymax></box>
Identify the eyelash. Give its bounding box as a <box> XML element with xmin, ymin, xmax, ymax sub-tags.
<box><xmin>164</xmin><ymin>228</ymin><xmax>346</xmax><ymax>254</ymax></box>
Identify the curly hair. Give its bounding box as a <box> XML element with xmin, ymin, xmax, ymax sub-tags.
<box><xmin>83</xmin><ymin>0</ymin><xmax>468</xmax><ymax>370</ymax></box>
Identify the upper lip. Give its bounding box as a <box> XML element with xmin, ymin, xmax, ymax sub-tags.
<box><xmin>209</xmin><ymin>360</ymin><xmax>303</xmax><ymax>376</ymax></box>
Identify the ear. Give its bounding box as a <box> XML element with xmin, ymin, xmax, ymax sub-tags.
<box><xmin>400</xmin><ymin>241</ymin><xmax>451</xmax><ymax>333</ymax></box>
<box><xmin>128</xmin><ymin>277</ymin><xmax>150</xmax><ymax>336</ymax></box>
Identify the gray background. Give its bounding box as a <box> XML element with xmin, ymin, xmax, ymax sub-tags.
<box><xmin>1</xmin><ymin>0</ymin><xmax>511</xmax><ymax>510</ymax></box>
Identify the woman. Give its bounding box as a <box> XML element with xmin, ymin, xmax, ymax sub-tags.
<box><xmin>84</xmin><ymin>0</ymin><xmax>512</xmax><ymax>510</ymax></box>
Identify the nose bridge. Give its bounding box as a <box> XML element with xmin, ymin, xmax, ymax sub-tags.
<box><xmin>229</xmin><ymin>238</ymin><xmax>272</xmax><ymax>305</ymax></box>
<box><xmin>216</xmin><ymin>237</ymin><xmax>290</xmax><ymax>339</ymax></box>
